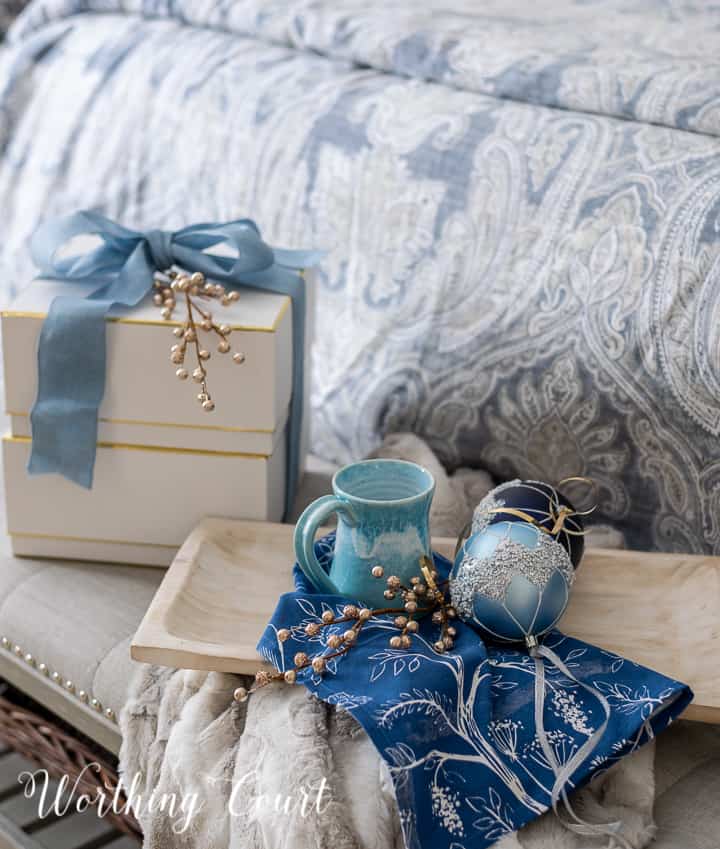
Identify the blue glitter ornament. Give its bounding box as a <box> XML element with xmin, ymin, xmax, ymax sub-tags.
<box><xmin>449</xmin><ymin>520</ymin><xmax>574</xmax><ymax>645</ymax></box>
<box><xmin>471</xmin><ymin>478</ymin><xmax>591</xmax><ymax>569</ymax></box>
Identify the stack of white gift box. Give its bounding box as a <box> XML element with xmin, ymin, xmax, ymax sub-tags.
<box><xmin>2</xmin><ymin>272</ymin><xmax>308</xmax><ymax>567</ymax></box>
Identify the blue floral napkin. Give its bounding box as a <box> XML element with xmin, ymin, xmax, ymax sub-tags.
<box><xmin>258</xmin><ymin>535</ymin><xmax>692</xmax><ymax>849</ymax></box>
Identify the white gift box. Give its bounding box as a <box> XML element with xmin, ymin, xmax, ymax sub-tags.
<box><xmin>2</xmin><ymin>273</ymin><xmax>309</xmax><ymax>566</ymax></box>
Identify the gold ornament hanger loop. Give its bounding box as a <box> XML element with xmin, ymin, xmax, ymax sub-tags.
<box><xmin>555</xmin><ymin>476</ymin><xmax>598</xmax><ymax>518</ymax></box>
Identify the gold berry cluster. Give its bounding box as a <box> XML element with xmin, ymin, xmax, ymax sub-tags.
<box><xmin>153</xmin><ymin>269</ymin><xmax>246</xmax><ymax>412</ymax></box>
<box><xmin>232</xmin><ymin>556</ymin><xmax>458</xmax><ymax>704</ymax></box>
<box><xmin>378</xmin><ymin>557</ymin><xmax>458</xmax><ymax>654</ymax></box>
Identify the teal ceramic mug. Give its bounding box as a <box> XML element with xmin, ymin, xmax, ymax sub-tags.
<box><xmin>294</xmin><ymin>459</ymin><xmax>436</xmax><ymax>609</ymax></box>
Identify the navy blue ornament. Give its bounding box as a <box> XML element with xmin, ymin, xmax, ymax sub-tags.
<box><xmin>449</xmin><ymin>521</ymin><xmax>574</xmax><ymax>645</ymax></box>
<box><xmin>471</xmin><ymin>479</ymin><xmax>589</xmax><ymax>569</ymax></box>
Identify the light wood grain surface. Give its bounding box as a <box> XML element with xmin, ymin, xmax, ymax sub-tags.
<box><xmin>131</xmin><ymin>518</ymin><xmax>720</xmax><ymax>723</ymax></box>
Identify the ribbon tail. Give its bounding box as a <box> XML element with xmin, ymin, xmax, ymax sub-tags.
<box><xmin>28</xmin><ymin>296</ymin><xmax>110</xmax><ymax>488</ymax></box>
<box><xmin>223</xmin><ymin>266</ymin><xmax>307</xmax><ymax>520</ymax></box>
<box><xmin>531</xmin><ymin>644</ymin><xmax>633</xmax><ymax>849</ymax></box>
<box><xmin>28</xmin><ymin>241</ymin><xmax>153</xmax><ymax>488</ymax></box>
<box><xmin>282</xmin><ymin>280</ymin><xmax>305</xmax><ymax>520</ymax></box>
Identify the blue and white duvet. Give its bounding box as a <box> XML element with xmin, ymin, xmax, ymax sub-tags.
<box><xmin>3</xmin><ymin>0</ymin><xmax>720</xmax><ymax>553</ymax></box>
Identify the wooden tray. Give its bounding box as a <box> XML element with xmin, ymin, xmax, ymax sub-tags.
<box><xmin>131</xmin><ymin>517</ymin><xmax>720</xmax><ymax>723</ymax></box>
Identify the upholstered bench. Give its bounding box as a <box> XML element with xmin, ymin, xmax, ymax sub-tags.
<box><xmin>0</xmin><ymin>555</ymin><xmax>159</xmax><ymax>756</ymax></box>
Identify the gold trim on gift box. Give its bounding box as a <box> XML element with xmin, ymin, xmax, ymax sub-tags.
<box><xmin>8</xmin><ymin>530</ymin><xmax>178</xmax><ymax>549</ymax></box>
<box><xmin>3</xmin><ymin>434</ymin><xmax>271</xmax><ymax>459</ymax></box>
<box><xmin>6</xmin><ymin>411</ymin><xmax>277</xmax><ymax>435</ymax></box>
<box><xmin>0</xmin><ymin>295</ymin><xmax>290</xmax><ymax>333</ymax></box>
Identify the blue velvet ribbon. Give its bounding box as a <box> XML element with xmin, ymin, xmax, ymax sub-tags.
<box><xmin>28</xmin><ymin>210</ymin><xmax>321</xmax><ymax>517</ymax></box>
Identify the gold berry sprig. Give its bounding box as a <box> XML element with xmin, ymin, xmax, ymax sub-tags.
<box><xmin>382</xmin><ymin>557</ymin><xmax>458</xmax><ymax>654</ymax></box>
<box><xmin>153</xmin><ymin>269</ymin><xmax>246</xmax><ymax>412</ymax></box>
<box><xmin>232</xmin><ymin>557</ymin><xmax>458</xmax><ymax>704</ymax></box>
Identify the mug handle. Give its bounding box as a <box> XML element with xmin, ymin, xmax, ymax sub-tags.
<box><xmin>294</xmin><ymin>495</ymin><xmax>358</xmax><ymax>594</ymax></box>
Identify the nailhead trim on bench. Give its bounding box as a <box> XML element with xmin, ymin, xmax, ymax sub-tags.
<box><xmin>0</xmin><ymin>636</ymin><xmax>117</xmax><ymax>723</ymax></box>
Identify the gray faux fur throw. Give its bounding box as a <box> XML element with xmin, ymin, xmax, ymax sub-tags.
<box><xmin>120</xmin><ymin>434</ymin><xmax>651</xmax><ymax>849</ymax></box>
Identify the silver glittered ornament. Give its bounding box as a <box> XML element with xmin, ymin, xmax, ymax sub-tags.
<box><xmin>449</xmin><ymin>520</ymin><xmax>575</xmax><ymax>645</ymax></box>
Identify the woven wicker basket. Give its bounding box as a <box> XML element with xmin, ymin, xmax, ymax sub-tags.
<box><xmin>0</xmin><ymin>685</ymin><xmax>141</xmax><ymax>840</ymax></box>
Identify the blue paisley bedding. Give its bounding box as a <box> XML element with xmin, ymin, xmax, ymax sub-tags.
<box><xmin>2</xmin><ymin>1</ymin><xmax>720</xmax><ymax>553</ymax></box>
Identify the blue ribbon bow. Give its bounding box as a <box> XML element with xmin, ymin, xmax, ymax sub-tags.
<box><xmin>28</xmin><ymin>210</ymin><xmax>322</xmax><ymax>517</ymax></box>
